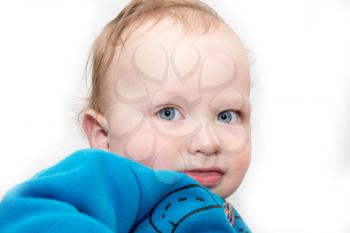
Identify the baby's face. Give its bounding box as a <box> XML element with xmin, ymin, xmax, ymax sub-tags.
<box><xmin>90</xmin><ymin>18</ymin><xmax>251</xmax><ymax>198</ymax></box>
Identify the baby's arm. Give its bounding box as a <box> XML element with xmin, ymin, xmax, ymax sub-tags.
<box><xmin>0</xmin><ymin>148</ymin><xmax>234</xmax><ymax>233</ymax></box>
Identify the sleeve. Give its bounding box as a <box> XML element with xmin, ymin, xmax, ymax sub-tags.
<box><xmin>0</xmin><ymin>148</ymin><xmax>235</xmax><ymax>233</ymax></box>
<box><xmin>232</xmin><ymin>207</ymin><xmax>252</xmax><ymax>233</ymax></box>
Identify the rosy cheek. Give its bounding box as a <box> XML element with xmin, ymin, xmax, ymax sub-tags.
<box><xmin>215</xmin><ymin>123</ymin><xmax>250</xmax><ymax>153</ymax></box>
<box><xmin>151</xmin><ymin>143</ymin><xmax>184</xmax><ymax>170</ymax></box>
<box><xmin>231</xmin><ymin>145</ymin><xmax>251</xmax><ymax>176</ymax></box>
<box><xmin>118</xmin><ymin>121</ymin><xmax>184</xmax><ymax>170</ymax></box>
<box><xmin>124</xmin><ymin>132</ymin><xmax>157</xmax><ymax>165</ymax></box>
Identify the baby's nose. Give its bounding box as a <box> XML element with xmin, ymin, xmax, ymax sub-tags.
<box><xmin>187</xmin><ymin>122</ymin><xmax>221</xmax><ymax>156</ymax></box>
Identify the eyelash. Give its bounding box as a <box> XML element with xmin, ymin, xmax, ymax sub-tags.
<box><xmin>155</xmin><ymin>105</ymin><xmax>242</xmax><ymax>124</ymax></box>
<box><xmin>217</xmin><ymin>110</ymin><xmax>241</xmax><ymax>124</ymax></box>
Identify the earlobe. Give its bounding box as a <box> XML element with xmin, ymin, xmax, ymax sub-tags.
<box><xmin>82</xmin><ymin>109</ymin><xmax>110</xmax><ymax>151</ymax></box>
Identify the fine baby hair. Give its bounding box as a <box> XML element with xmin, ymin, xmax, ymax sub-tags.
<box><xmin>76</xmin><ymin>0</ymin><xmax>224</xmax><ymax>132</ymax></box>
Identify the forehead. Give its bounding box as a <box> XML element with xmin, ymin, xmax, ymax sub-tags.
<box><xmin>102</xmin><ymin>18</ymin><xmax>250</xmax><ymax>109</ymax></box>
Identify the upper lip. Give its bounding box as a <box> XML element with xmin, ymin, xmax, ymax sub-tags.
<box><xmin>181</xmin><ymin>167</ymin><xmax>225</xmax><ymax>175</ymax></box>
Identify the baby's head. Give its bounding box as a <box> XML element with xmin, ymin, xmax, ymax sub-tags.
<box><xmin>79</xmin><ymin>0</ymin><xmax>251</xmax><ymax>198</ymax></box>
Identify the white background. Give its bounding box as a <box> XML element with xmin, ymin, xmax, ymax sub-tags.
<box><xmin>0</xmin><ymin>0</ymin><xmax>349</xmax><ymax>232</ymax></box>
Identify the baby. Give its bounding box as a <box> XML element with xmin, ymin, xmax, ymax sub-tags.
<box><xmin>80</xmin><ymin>0</ymin><xmax>251</xmax><ymax>200</ymax></box>
<box><xmin>0</xmin><ymin>0</ymin><xmax>251</xmax><ymax>232</ymax></box>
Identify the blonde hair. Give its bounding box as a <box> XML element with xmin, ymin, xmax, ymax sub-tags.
<box><xmin>76</xmin><ymin>0</ymin><xmax>223</xmax><ymax>136</ymax></box>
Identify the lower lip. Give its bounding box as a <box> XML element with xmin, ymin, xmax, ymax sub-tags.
<box><xmin>182</xmin><ymin>171</ymin><xmax>223</xmax><ymax>187</ymax></box>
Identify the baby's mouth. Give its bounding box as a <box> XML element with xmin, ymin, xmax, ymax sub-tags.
<box><xmin>180</xmin><ymin>168</ymin><xmax>224</xmax><ymax>188</ymax></box>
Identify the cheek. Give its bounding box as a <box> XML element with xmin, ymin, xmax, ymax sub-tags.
<box><xmin>108</xmin><ymin>119</ymin><xmax>184</xmax><ymax>170</ymax></box>
<box><xmin>151</xmin><ymin>142</ymin><xmax>184</xmax><ymax>170</ymax></box>
<box><xmin>105</xmin><ymin>103</ymin><xmax>145</xmax><ymax>137</ymax></box>
<box><xmin>224</xmin><ymin>144</ymin><xmax>251</xmax><ymax>189</ymax></box>
<box><xmin>215</xmin><ymin>123</ymin><xmax>250</xmax><ymax>153</ymax></box>
<box><xmin>124</xmin><ymin>132</ymin><xmax>158</xmax><ymax>165</ymax></box>
<box><xmin>235</xmin><ymin>150</ymin><xmax>251</xmax><ymax>175</ymax></box>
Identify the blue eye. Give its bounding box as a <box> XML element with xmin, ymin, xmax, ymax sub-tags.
<box><xmin>217</xmin><ymin>110</ymin><xmax>240</xmax><ymax>124</ymax></box>
<box><xmin>157</xmin><ymin>107</ymin><xmax>183</xmax><ymax>121</ymax></box>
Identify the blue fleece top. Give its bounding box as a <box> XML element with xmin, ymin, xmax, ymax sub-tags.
<box><xmin>0</xmin><ymin>148</ymin><xmax>251</xmax><ymax>233</ymax></box>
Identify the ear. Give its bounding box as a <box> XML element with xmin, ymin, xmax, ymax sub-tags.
<box><xmin>82</xmin><ymin>109</ymin><xmax>110</xmax><ymax>151</ymax></box>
